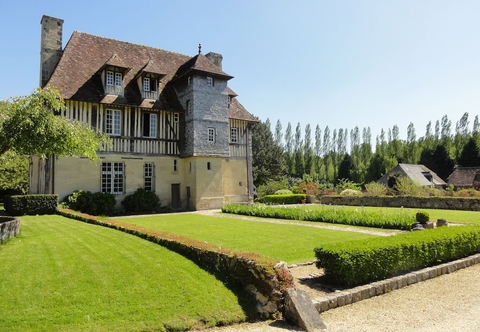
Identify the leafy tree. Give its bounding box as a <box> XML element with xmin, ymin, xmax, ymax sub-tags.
<box><xmin>293</xmin><ymin>122</ymin><xmax>304</xmax><ymax>176</ymax></box>
<box><xmin>338</xmin><ymin>153</ymin><xmax>354</xmax><ymax>181</ymax></box>
<box><xmin>0</xmin><ymin>151</ymin><xmax>28</xmax><ymax>196</ymax></box>
<box><xmin>0</xmin><ymin>88</ymin><xmax>110</xmax><ymax>159</ymax></box>
<box><xmin>457</xmin><ymin>137</ymin><xmax>480</xmax><ymax>167</ymax></box>
<box><xmin>419</xmin><ymin>144</ymin><xmax>455</xmax><ymax>182</ymax></box>
<box><xmin>284</xmin><ymin>122</ymin><xmax>293</xmax><ymax>174</ymax></box>
<box><xmin>314</xmin><ymin>125</ymin><xmax>322</xmax><ymax>176</ymax></box>
<box><xmin>274</xmin><ymin>119</ymin><xmax>283</xmax><ymax>148</ymax></box>
<box><xmin>303</xmin><ymin>124</ymin><xmax>314</xmax><ymax>176</ymax></box>
<box><xmin>252</xmin><ymin>118</ymin><xmax>286</xmax><ymax>186</ymax></box>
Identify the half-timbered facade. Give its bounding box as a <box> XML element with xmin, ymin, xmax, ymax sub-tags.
<box><xmin>30</xmin><ymin>15</ymin><xmax>257</xmax><ymax>210</ymax></box>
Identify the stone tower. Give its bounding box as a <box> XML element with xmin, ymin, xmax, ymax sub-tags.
<box><xmin>40</xmin><ymin>15</ymin><xmax>64</xmax><ymax>87</ymax></box>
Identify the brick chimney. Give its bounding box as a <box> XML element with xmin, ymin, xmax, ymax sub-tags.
<box><xmin>205</xmin><ymin>52</ymin><xmax>223</xmax><ymax>70</ymax></box>
<box><xmin>40</xmin><ymin>15</ymin><xmax>64</xmax><ymax>87</ymax></box>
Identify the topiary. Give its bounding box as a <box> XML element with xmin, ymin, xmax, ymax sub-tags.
<box><xmin>416</xmin><ymin>210</ymin><xmax>430</xmax><ymax>224</ymax></box>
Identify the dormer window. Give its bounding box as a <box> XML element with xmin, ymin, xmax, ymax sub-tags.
<box><xmin>139</xmin><ymin>74</ymin><xmax>158</xmax><ymax>100</ymax></box>
<box><xmin>104</xmin><ymin>67</ymin><xmax>124</xmax><ymax>96</ymax></box>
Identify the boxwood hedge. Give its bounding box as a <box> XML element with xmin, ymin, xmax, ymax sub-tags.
<box><xmin>315</xmin><ymin>226</ymin><xmax>480</xmax><ymax>286</ymax></box>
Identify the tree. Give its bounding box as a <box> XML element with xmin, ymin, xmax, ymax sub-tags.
<box><xmin>274</xmin><ymin>119</ymin><xmax>283</xmax><ymax>148</ymax></box>
<box><xmin>457</xmin><ymin>137</ymin><xmax>480</xmax><ymax>167</ymax></box>
<box><xmin>0</xmin><ymin>88</ymin><xmax>110</xmax><ymax>159</ymax></box>
<box><xmin>284</xmin><ymin>122</ymin><xmax>293</xmax><ymax>174</ymax></box>
<box><xmin>419</xmin><ymin>144</ymin><xmax>455</xmax><ymax>182</ymax></box>
<box><xmin>0</xmin><ymin>151</ymin><xmax>29</xmax><ymax>196</ymax></box>
<box><xmin>293</xmin><ymin>122</ymin><xmax>304</xmax><ymax>176</ymax></box>
<box><xmin>303</xmin><ymin>124</ymin><xmax>314</xmax><ymax>176</ymax></box>
<box><xmin>338</xmin><ymin>153</ymin><xmax>354</xmax><ymax>181</ymax></box>
<box><xmin>252</xmin><ymin>119</ymin><xmax>286</xmax><ymax>186</ymax></box>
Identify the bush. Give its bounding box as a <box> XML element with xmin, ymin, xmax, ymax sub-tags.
<box><xmin>395</xmin><ymin>177</ymin><xmax>422</xmax><ymax>196</ymax></box>
<box><xmin>264</xmin><ymin>194</ymin><xmax>306</xmax><ymax>205</ymax></box>
<box><xmin>297</xmin><ymin>182</ymin><xmax>320</xmax><ymax>196</ymax></box>
<box><xmin>4</xmin><ymin>194</ymin><xmax>58</xmax><ymax>215</ymax></box>
<box><xmin>336</xmin><ymin>179</ymin><xmax>361</xmax><ymax>191</ymax></box>
<box><xmin>64</xmin><ymin>190</ymin><xmax>116</xmax><ymax>216</ymax></box>
<box><xmin>364</xmin><ymin>182</ymin><xmax>387</xmax><ymax>196</ymax></box>
<box><xmin>339</xmin><ymin>189</ymin><xmax>362</xmax><ymax>196</ymax></box>
<box><xmin>416</xmin><ymin>210</ymin><xmax>430</xmax><ymax>224</ymax></box>
<box><xmin>121</xmin><ymin>188</ymin><xmax>160</xmax><ymax>214</ymax></box>
<box><xmin>315</xmin><ymin>226</ymin><xmax>480</xmax><ymax>286</ymax></box>
<box><xmin>274</xmin><ymin>189</ymin><xmax>293</xmax><ymax>195</ymax></box>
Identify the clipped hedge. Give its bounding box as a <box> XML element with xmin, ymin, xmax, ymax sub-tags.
<box><xmin>221</xmin><ymin>203</ymin><xmax>415</xmax><ymax>230</ymax></box>
<box><xmin>56</xmin><ymin>209</ymin><xmax>294</xmax><ymax>319</ymax></box>
<box><xmin>264</xmin><ymin>194</ymin><xmax>306</xmax><ymax>205</ymax></box>
<box><xmin>4</xmin><ymin>194</ymin><xmax>58</xmax><ymax>216</ymax></box>
<box><xmin>315</xmin><ymin>226</ymin><xmax>480</xmax><ymax>286</ymax></box>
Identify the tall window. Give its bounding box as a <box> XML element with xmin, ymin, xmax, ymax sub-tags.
<box><xmin>208</xmin><ymin>127</ymin><xmax>215</xmax><ymax>142</ymax></box>
<box><xmin>114</xmin><ymin>72</ymin><xmax>123</xmax><ymax>86</ymax></box>
<box><xmin>143</xmin><ymin>77</ymin><xmax>150</xmax><ymax>91</ymax></box>
<box><xmin>143</xmin><ymin>113</ymin><xmax>157</xmax><ymax>137</ymax></box>
<box><xmin>106</xmin><ymin>109</ymin><xmax>121</xmax><ymax>136</ymax></box>
<box><xmin>106</xmin><ymin>71</ymin><xmax>114</xmax><ymax>86</ymax></box>
<box><xmin>101</xmin><ymin>162</ymin><xmax>124</xmax><ymax>194</ymax></box>
<box><xmin>230</xmin><ymin>127</ymin><xmax>238</xmax><ymax>143</ymax></box>
<box><xmin>144</xmin><ymin>162</ymin><xmax>154</xmax><ymax>191</ymax></box>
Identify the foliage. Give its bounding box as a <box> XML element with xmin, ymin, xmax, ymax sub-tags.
<box><xmin>394</xmin><ymin>176</ymin><xmax>423</xmax><ymax>196</ymax></box>
<box><xmin>0</xmin><ymin>151</ymin><xmax>28</xmax><ymax>196</ymax></box>
<box><xmin>255</xmin><ymin>178</ymin><xmax>288</xmax><ymax>201</ymax></box>
<box><xmin>415</xmin><ymin>210</ymin><xmax>430</xmax><ymax>224</ymax></box>
<box><xmin>0</xmin><ymin>88</ymin><xmax>111</xmax><ymax>159</ymax></box>
<box><xmin>264</xmin><ymin>194</ymin><xmax>306</xmax><ymax>204</ymax></box>
<box><xmin>221</xmin><ymin>204</ymin><xmax>415</xmax><ymax>230</ymax></box>
<box><xmin>339</xmin><ymin>189</ymin><xmax>362</xmax><ymax>196</ymax></box>
<box><xmin>121</xmin><ymin>188</ymin><xmax>160</xmax><ymax>213</ymax></box>
<box><xmin>297</xmin><ymin>182</ymin><xmax>320</xmax><ymax>196</ymax></box>
<box><xmin>64</xmin><ymin>190</ymin><xmax>116</xmax><ymax>216</ymax></box>
<box><xmin>315</xmin><ymin>226</ymin><xmax>480</xmax><ymax>286</ymax></box>
<box><xmin>457</xmin><ymin>137</ymin><xmax>480</xmax><ymax>167</ymax></box>
<box><xmin>252</xmin><ymin>119</ymin><xmax>286</xmax><ymax>186</ymax></box>
<box><xmin>274</xmin><ymin>189</ymin><xmax>293</xmax><ymax>195</ymax></box>
<box><xmin>364</xmin><ymin>181</ymin><xmax>387</xmax><ymax>196</ymax></box>
<box><xmin>336</xmin><ymin>178</ymin><xmax>362</xmax><ymax>191</ymax></box>
<box><xmin>3</xmin><ymin>194</ymin><xmax>58</xmax><ymax>215</ymax></box>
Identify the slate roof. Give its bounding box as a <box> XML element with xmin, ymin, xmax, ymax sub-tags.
<box><xmin>46</xmin><ymin>31</ymin><xmax>255</xmax><ymax>122</ymax></box>
<box><xmin>447</xmin><ymin>167</ymin><xmax>480</xmax><ymax>188</ymax></box>
<box><xmin>377</xmin><ymin>164</ymin><xmax>446</xmax><ymax>187</ymax></box>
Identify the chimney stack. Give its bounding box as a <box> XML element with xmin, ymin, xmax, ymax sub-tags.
<box><xmin>205</xmin><ymin>52</ymin><xmax>223</xmax><ymax>70</ymax></box>
<box><xmin>40</xmin><ymin>15</ymin><xmax>64</xmax><ymax>87</ymax></box>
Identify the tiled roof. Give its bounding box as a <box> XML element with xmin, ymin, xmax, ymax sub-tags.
<box><xmin>377</xmin><ymin>163</ymin><xmax>446</xmax><ymax>187</ymax></box>
<box><xmin>46</xmin><ymin>31</ymin><xmax>254</xmax><ymax>122</ymax></box>
<box><xmin>447</xmin><ymin>167</ymin><xmax>480</xmax><ymax>187</ymax></box>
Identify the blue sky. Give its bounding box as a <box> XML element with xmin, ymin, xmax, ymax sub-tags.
<box><xmin>1</xmin><ymin>0</ymin><xmax>479</xmax><ymax>142</ymax></box>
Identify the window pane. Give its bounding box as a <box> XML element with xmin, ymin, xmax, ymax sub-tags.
<box><xmin>106</xmin><ymin>71</ymin><xmax>114</xmax><ymax>86</ymax></box>
<box><xmin>143</xmin><ymin>77</ymin><xmax>150</xmax><ymax>91</ymax></box>
<box><xmin>115</xmin><ymin>72</ymin><xmax>122</xmax><ymax>86</ymax></box>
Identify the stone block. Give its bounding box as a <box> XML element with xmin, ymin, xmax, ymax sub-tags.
<box><xmin>406</xmin><ymin>273</ymin><xmax>417</xmax><ymax>285</ymax></box>
<box><xmin>328</xmin><ymin>296</ymin><xmax>338</xmax><ymax>310</ymax></box>
<box><xmin>284</xmin><ymin>289</ymin><xmax>327</xmax><ymax>331</ymax></box>
<box><xmin>315</xmin><ymin>299</ymin><xmax>329</xmax><ymax>313</ymax></box>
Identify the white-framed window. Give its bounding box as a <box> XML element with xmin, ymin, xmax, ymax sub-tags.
<box><xmin>206</xmin><ymin>77</ymin><xmax>213</xmax><ymax>86</ymax></box>
<box><xmin>174</xmin><ymin>113</ymin><xmax>179</xmax><ymax>123</ymax></box>
<box><xmin>114</xmin><ymin>72</ymin><xmax>123</xmax><ymax>86</ymax></box>
<box><xmin>208</xmin><ymin>127</ymin><xmax>215</xmax><ymax>142</ymax></box>
<box><xmin>143</xmin><ymin>113</ymin><xmax>157</xmax><ymax>138</ymax></box>
<box><xmin>101</xmin><ymin>162</ymin><xmax>124</xmax><ymax>194</ymax></box>
<box><xmin>144</xmin><ymin>162</ymin><xmax>154</xmax><ymax>192</ymax></box>
<box><xmin>143</xmin><ymin>77</ymin><xmax>150</xmax><ymax>91</ymax></box>
<box><xmin>230</xmin><ymin>127</ymin><xmax>238</xmax><ymax>143</ymax></box>
<box><xmin>106</xmin><ymin>71</ymin><xmax>114</xmax><ymax>86</ymax></box>
<box><xmin>105</xmin><ymin>109</ymin><xmax>121</xmax><ymax>136</ymax></box>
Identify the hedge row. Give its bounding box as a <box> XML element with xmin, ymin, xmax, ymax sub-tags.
<box><xmin>4</xmin><ymin>194</ymin><xmax>58</xmax><ymax>216</ymax></box>
<box><xmin>315</xmin><ymin>226</ymin><xmax>480</xmax><ymax>286</ymax></box>
<box><xmin>56</xmin><ymin>209</ymin><xmax>294</xmax><ymax>318</ymax></box>
<box><xmin>264</xmin><ymin>194</ymin><xmax>306</xmax><ymax>205</ymax></box>
<box><xmin>221</xmin><ymin>204</ymin><xmax>415</xmax><ymax>230</ymax></box>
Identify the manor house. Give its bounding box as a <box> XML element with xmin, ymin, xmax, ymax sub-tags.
<box><xmin>30</xmin><ymin>15</ymin><xmax>257</xmax><ymax>210</ymax></box>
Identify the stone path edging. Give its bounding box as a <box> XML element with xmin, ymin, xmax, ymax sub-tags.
<box><xmin>312</xmin><ymin>253</ymin><xmax>480</xmax><ymax>313</ymax></box>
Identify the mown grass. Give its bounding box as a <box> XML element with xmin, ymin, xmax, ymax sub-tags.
<box><xmin>117</xmin><ymin>213</ymin><xmax>380</xmax><ymax>264</ymax></box>
<box><xmin>0</xmin><ymin>215</ymin><xmax>248</xmax><ymax>332</ymax></box>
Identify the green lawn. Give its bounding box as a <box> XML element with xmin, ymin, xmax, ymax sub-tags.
<box><xmin>117</xmin><ymin>213</ymin><xmax>380</xmax><ymax>264</ymax></box>
<box><xmin>0</xmin><ymin>215</ymin><xmax>248</xmax><ymax>332</ymax></box>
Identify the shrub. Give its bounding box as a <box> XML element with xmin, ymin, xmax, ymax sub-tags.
<box><xmin>336</xmin><ymin>179</ymin><xmax>361</xmax><ymax>192</ymax></box>
<box><xmin>315</xmin><ymin>226</ymin><xmax>480</xmax><ymax>286</ymax></box>
<box><xmin>364</xmin><ymin>182</ymin><xmax>387</xmax><ymax>196</ymax></box>
<box><xmin>264</xmin><ymin>194</ymin><xmax>306</xmax><ymax>205</ymax></box>
<box><xmin>274</xmin><ymin>189</ymin><xmax>293</xmax><ymax>195</ymax></box>
<box><xmin>415</xmin><ymin>210</ymin><xmax>430</xmax><ymax>224</ymax></box>
<box><xmin>297</xmin><ymin>182</ymin><xmax>320</xmax><ymax>196</ymax></box>
<box><xmin>4</xmin><ymin>194</ymin><xmax>58</xmax><ymax>215</ymax></box>
<box><xmin>121</xmin><ymin>188</ymin><xmax>160</xmax><ymax>214</ymax></box>
<box><xmin>256</xmin><ymin>178</ymin><xmax>288</xmax><ymax>201</ymax></box>
<box><xmin>339</xmin><ymin>189</ymin><xmax>362</xmax><ymax>196</ymax></box>
<box><xmin>64</xmin><ymin>190</ymin><xmax>116</xmax><ymax>216</ymax></box>
<box><xmin>394</xmin><ymin>177</ymin><xmax>422</xmax><ymax>196</ymax></box>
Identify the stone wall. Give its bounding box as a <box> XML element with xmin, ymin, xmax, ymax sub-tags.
<box><xmin>320</xmin><ymin>196</ymin><xmax>480</xmax><ymax>211</ymax></box>
<box><xmin>0</xmin><ymin>216</ymin><xmax>20</xmax><ymax>243</ymax></box>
